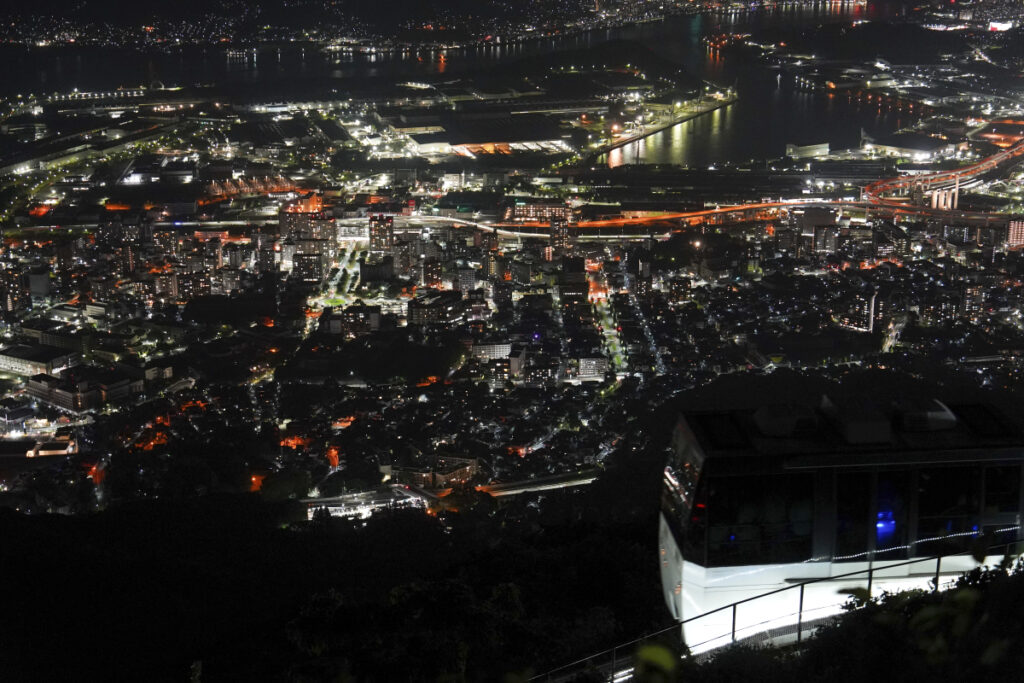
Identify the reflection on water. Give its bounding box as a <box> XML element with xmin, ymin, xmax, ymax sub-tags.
<box><xmin>607</xmin><ymin>106</ymin><xmax>738</xmax><ymax>168</ymax></box>
<box><xmin>602</xmin><ymin>1</ymin><xmax>905</xmax><ymax>167</ymax></box>
<box><xmin>608</xmin><ymin>74</ymin><xmax>910</xmax><ymax>168</ymax></box>
<box><xmin>0</xmin><ymin>2</ymin><xmax>902</xmax><ymax>167</ymax></box>
<box><xmin>0</xmin><ymin>2</ymin><xmax>888</xmax><ymax>97</ymax></box>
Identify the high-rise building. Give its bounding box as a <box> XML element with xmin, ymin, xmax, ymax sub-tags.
<box><xmin>1008</xmin><ymin>219</ymin><xmax>1024</xmax><ymax>248</ymax></box>
<box><xmin>279</xmin><ymin>239</ymin><xmax>297</xmax><ymax>271</ymax></box>
<box><xmin>560</xmin><ymin>257</ymin><xmax>587</xmax><ymax>285</ymax></box>
<box><xmin>0</xmin><ymin>268</ymin><xmax>30</xmax><ymax>317</ymax></box>
<box><xmin>256</xmin><ymin>242</ymin><xmax>279</xmax><ymax>273</ymax></box>
<box><xmin>492</xmin><ymin>281</ymin><xmax>513</xmax><ymax>310</ymax></box>
<box><xmin>204</xmin><ymin>238</ymin><xmax>223</xmax><ymax>270</ymax></box>
<box><xmin>153</xmin><ymin>230</ymin><xmax>179</xmax><ymax>256</ymax></box>
<box><xmin>281</xmin><ymin>210</ymin><xmax>334</xmax><ymax>241</ymax></box>
<box><xmin>359</xmin><ymin>255</ymin><xmax>394</xmax><ymax>283</ymax></box>
<box><xmin>813</xmin><ymin>225</ymin><xmax>839</xmax><ymax>254</ymax></box>
<box><xmin>963</xmin><ymin>284</ymin><xmax>985</xmax><ymax>319</ymax></box>
<box><xmin>155</xmin><ymin>273</ymin><xmax>178</xmax><ymax>301</ymax></box>
<box><xmin>369</xmin><ymin>215</ymin><xmax>395</xmax><ymax>254</ymax></box>
<box><xmin>457</xmin><ymin>268</ymin><xmax>478</xmax><ymax>294</ymax></box>
<box><xmin>834</xmin><ymin>290</ymin><xmax>877</xmax><ymax>332</ymax></box>
<box><xmin>118</xmin><ymin>245</ymin><xmax>140</xmax><ymax>275</ymax></box>
<box><xmin>223</xmin><ymin>243</ymin><xmax>247</xmax><ymax>269</ymax></box>
<box><xmin>421</xmin><ymin>258</ymin><xmax>442</xmax><ymax>288</ymax></box>
<box><xmin>293</xmin><ymin>252</ymin><xmax>324</xmax><ymax>284</ymax></box>
<box><xmin>177</xmin><ymin>272</ymin><xmax>211</xmax><ymax>301</ymax></box>
<box><xmin>220</xmin><ymin>268</ymin><xmax>242</xmax><ymax>294</ymax></box>
<box><xmin>485</xmin><ymin>357</ymin><xmax>511</xmax><ymax>389</ymax></box>
<box><xmin>27</xmin><ymin>268</ymin><xmax>50</xmax><ymax>302</ymax></box>
<box><xmin>96</xmin><ymin>220</ymin><xmax>123</xmax><ymax>249</ymax></box>
<box><xmin>485</xmin><ymin>251</ymin><xmax>505</xmax><ymax>281</ymax></box>
<box><xmin>550</xmin><ymin>218</ymin><xmax>572</xmax><ymax>254</ymax></box>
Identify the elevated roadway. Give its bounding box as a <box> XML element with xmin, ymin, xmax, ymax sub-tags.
<box><xmin>20</xmin><ymin>140</ymin><xmax>1021</xmax><ymax>239</ymax></box>
<box><xmin>485</xmin><ymin>198</ymin><xmax>1008</xmax><ymax>239</ymax></box>
<box><xmin>863</xmin><ymin>136</ymin><xmax>1024</xmax><ymax>209</ymax></box>
<box><xmin>483</xmin><ymin>138</ymin><xmax>1024</xmax><ymax>237</ymax></box>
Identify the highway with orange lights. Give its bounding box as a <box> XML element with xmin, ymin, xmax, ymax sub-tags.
<box><xmin>18</xmin><ymin>139</ymin><xmax>1023</xmax><ymax>240</ymax></box>
<box><xmin>482</xmin><ymin>137</ymin><xmax>1024</xmax><ymax>237</ymax></box>
<box><xmin>864</xmin><ymin>133</ymin><xmax>1024</xmax><ymax>202</ymax></box>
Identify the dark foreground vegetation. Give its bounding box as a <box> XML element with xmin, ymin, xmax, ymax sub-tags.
<box><xmin>5</xmin><ymin>370</ymin><xmax>1024</xmax><ymax>681</ymax></box>
<box><xmin>0</xmin><ymin>398</ymin><xmax>672</xmax><ymax>682</ymax></box>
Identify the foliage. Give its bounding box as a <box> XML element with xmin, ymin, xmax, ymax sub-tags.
<box><xmin>0</xmin><ymin>461</ymin><xmax>668</xmax><ymax>682</ymax></box>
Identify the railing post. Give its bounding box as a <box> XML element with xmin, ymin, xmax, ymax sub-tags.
<box><xmin>611</xmin><ymin>646</ymin><xmax>616</xmax><ymax>680</ymax></box>
<box><xmin>797</xmin><ymin>583</ymin><xmax>805</xmax><ymax>644</ymax></box>
<box><xmin>934</xmin><ymin>555</ymin><xmax>941</xmax><ymax>591</ymax></box>
<box><xmin>867</xmin><ymin>566</ymin><xmax>873</xmax><ymax>598</ymax></box>
<box><xmin>731</xmin><ymin>603</ymin><xmax>737</xmax><ymax>643</ymax></box>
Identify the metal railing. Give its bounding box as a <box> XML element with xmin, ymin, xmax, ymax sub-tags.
<box><xmin>532</xmin><ymin>538</ymin><xmax>1024</xmax><ymax>682</ymax></box>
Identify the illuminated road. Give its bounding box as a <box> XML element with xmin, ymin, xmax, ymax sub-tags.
<box><xmin>491</xmin><ymin>196</ymin><xmax>1013</xmax><ymax>235</ymax></box>
<box><xmin>476</xmin><ymin>470</ymin><xmax>600</xmax><ymax>497</ymax></box>
<box><xmin>484</xmin><ymin>137</ymin><xmax>1024</xmax><ymax>236</ymax></box>
<box><xmin>22</xmin><ymin>137</ymin><xmax>1023</xmax><ymax>240</ymax></box>
<box><xmin>864</xmin><ymin>129</ymin><xmax>1024</xmax><ymax>202</ymax></box>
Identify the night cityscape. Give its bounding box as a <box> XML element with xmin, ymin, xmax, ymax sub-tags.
<box><xmin>3</xmin><ymin>0</ymin><xmax>1024</xmax><ymax>681</ymax></box>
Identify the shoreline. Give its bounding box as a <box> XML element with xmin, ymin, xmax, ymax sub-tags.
<box><xmin>586</xmin><ymin>93</ymin><xmax>738</xmax><ymax>162</ymax></box>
